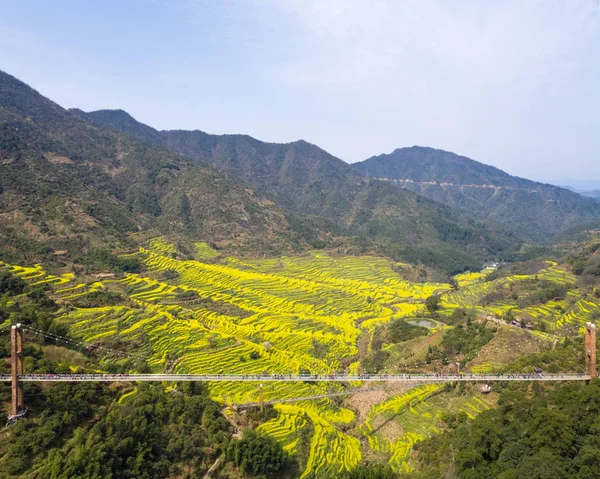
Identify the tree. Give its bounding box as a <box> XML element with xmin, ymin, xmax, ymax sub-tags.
<box><xmin>0</xmin><ymin>271</ymin><xmax>26</xmax><ymax>295</ymax></box>
<box><xmin>342</xmin><ymin>463</ymin><xmax>396</xmax><ymax>479</ymax></box>
<box><xmin>517</xmin><ymin>450</ymin><xmax>568</xmax><ymax>479</ymax></box>
<box><xmin>425</xmin><ymin>295</ymin><xmax>441</xmax><ymax>313</ymax></box>
<box><xmin>503</xmin><ymin>309</ymin><xmax>515</xmax><ymax>324</ymax></box>
<box><xmin>528</xmin><ymin>409</ymin><xmax>575</xmax><ymax>455</ymax></box>
<box><xmin>228</xmin><ymin>430</ymin><xmax>288</xmax><ymax>476</ymax></box>
<box><xmin>389</xmin><ymin>319</ymin><xmax>428</xmax><ymax>343</ymax></box>
<box><xmin>179</xmin><ymin>193</ymin><xmax>191</xmax><ymax>224</ymax></box>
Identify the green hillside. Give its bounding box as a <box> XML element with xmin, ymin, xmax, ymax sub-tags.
<box><xmin>2</xmin><ymin>69</ymin><xmax>600</xmax><ymax>479</ymax></box>
<box><xmin>71</xmin><ymin>108</ymin><xmax>518</xmax><ymax>274</ymax></box>
<box><xmin>0</xmin><ymin>70</ymin><xmax>347</xmax><ymax>265</ymax></box>
<box><xmin>408</xmin><ymin>380</ymin><xmax>600</xmax><ymax>479</ymax></box>
<box><xmin>354</xmin><ymin>146</ymin><xmax>600</xmax><ymax>241</ymax></box>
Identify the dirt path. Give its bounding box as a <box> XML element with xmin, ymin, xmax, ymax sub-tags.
<box><xmin>203</xmin><ymin>456</ymin><xmax>221</xmax><ymax>479</ymax></box>
<box><xmin>345</xmin><ymin>384</ymin><xmax>416</xmax><ymax>422</ymax></box>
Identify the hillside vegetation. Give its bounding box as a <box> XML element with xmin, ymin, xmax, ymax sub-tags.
<box><xmin>71</xmin><ymin>108</ymin><xmax>518</xmax><ymax>274</ymax></box>
<box><xmin>408</xmin><ymin>380</ymin><xmax>600</xmax><ymax>479</ymax></box>
<box><xmin>0</xmin><ymin>70</ymin><xmax>346</xmax><ymax>266</ymax></box>
<box><xmin>354</xmin><ymin>146</ymin><xmax>600</xmax><ymax>241</ymax></box>
<box><xmin>2</xmin><ymin>69</ymin><xmax>600</xmax><ymax>479</ymax></box>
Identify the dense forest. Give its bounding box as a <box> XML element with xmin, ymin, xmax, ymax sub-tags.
<box><xmin>406</xmin><ymin>380</ymin><xmax>600</xmax><ymax>479</ymax></box>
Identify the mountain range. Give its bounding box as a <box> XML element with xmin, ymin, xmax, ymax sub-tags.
<box><xmin>354</xmin><ymin>146</ymin><xmax>600</xmax><ymax>241</ymax></box>
<box><xmin>68</xmin><ymin>107</ymin><xmax>520</xmax><ymax>273</ymax></box>
<box><xmin>2</xmin><ymin>68</ymin><xmax>599</xmax><ymax>275</ymax></box>
<box><xmin>0</xmin><ymin>71</ymin><xmax>339</xmax><ymax>264</ymax></box>
<box><xmin>1</xmin><ymin>70</ymin><xmax>516</xmax><ymax>274</ymax></box>
<box><xmin>72</xmin><ymin>110</ymin><xmax>600</xmax><ymax>245</ymax></box>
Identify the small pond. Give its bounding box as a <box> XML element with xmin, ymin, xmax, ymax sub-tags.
<box><xmin>408</xmin><ymin>319</ymin><xmax>436</xmax><ymax>328</ymax></box>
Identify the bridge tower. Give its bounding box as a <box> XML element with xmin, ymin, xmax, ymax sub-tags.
<box><xmin>585</xmin><ymin>322</ymin><xmax>597</xmax><ymax>379</ymax></box>
<box><xmin>11</xmin><ymin>324</ymin><xmax>25</xmax><ymax>416</ymax></box>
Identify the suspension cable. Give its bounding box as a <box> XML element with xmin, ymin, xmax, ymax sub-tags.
<box><xmin>17</xmin><ymin>324</ymin><xmax>149</xmax><ymax>362</ymax></box>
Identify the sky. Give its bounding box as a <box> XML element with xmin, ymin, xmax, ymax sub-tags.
<box><xmin>1</xmin><ymin>0</ymin><xmax>599</xmax><ymax>184</ymax></box>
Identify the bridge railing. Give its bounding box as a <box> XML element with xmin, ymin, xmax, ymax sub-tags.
<box><xmin>0</xmin><ymin>373</ymin><xmax>592</xmax><ymax>382</ymax></box>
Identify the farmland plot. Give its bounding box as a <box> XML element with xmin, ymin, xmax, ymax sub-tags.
<box><xmin>7</xmin><ymin>241</ymin><xmax>588</xmax><ymax>477</ymax></box>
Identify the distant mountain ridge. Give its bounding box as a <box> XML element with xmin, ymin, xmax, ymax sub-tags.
<box><xmin>69</xmin><ymin>108</ymin><xmax>165</xmax><ymax>145</ymax></box>
<box><xmin>580</xmin><ymin>190</ymin><xmax>600</xmax><ymax>200</ymax></box>
<box><xmin>353</xmin><ymin>146</ymin><xmax>600</xmax><ymax>241</ymax></box>
<box><xmin>70</xmin><ymin>108</ymin><xmax>516</xmax><ymax>273</ymax></box>
<box><xmin>568</xmin><ymin>188</ymin><xmax>600</xmax><ymax>201</ymax></box>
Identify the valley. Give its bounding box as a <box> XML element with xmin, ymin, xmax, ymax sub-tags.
<box><xmin>1</xmin><ymin>67</ymin><xmax>600</xmax><ymax>478</ymax></box>
<box><xmin>2</xmin><ymin>234</ymin><xmax>598</xmax><ymax>477</ymax></box>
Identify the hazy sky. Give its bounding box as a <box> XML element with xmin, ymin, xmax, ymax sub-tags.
<box><xmin>1</xmin><ymin>0</ymin><xmax>599</xmax><ymax>183</ymax></box>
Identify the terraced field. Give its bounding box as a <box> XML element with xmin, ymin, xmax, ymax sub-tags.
<box><xmin>259</xmin><ymin>400</ymin><xmax>361</xmax><ymax>478</ymax></box>
<box><xmin>2</xmin><ymin>244</ymin><xmax>598</xmax><ymax>477</ymax></box>
<box><xmin>357</xmin><ymin>384</ymin><xmax>493</xmax><ymax>472</ymax></box>
<box><xmin>439</xmin><ymin>261</ymin><xmax>597</xmax><ymax>331</ymax></box>
<box><xmin>23</xmin><ymin>241</ymin><xmax>447</xmax><ymax>477</ymax></box>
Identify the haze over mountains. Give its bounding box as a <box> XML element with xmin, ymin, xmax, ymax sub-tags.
<box><xmin>354</xmin><ymin>146</ymin><xmax>600</xmax><ymax>241</ymax></box>
<box><xmin>560</xmin><ymin>184</ymin><xmax>600</xmax><ymax>201</ymax></box>
<box><xmin>580</xmin><ymin>190</ymin><xmax>600</xmax><ymax>200</ymax></box>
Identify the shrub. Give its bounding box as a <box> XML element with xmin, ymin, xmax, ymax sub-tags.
<box><xmin>425</xmin><ymin>295</ymin><xmax>441</xmax><ymax>313</ymax></box>
<box><xmin>0</xmin><ymin>271</ymin><xmax>26</xmax><ymax>295</ymax></box>
<box><xmin>72</xmin><ymin>290</ymin><xmax>125</xmax><ymax>308</ymax></box>
<box><xmin>389</xmin><ymin>319</ymin><xmax>428</xmax><ymax>343</ymax></box>
<box><xmin>341</xmin><ymin>463</ymin><xmax>396</xmax><ymax>479</ymax></box>
<box><xmin>87</xmin><ymin>248</ymin><xmax>142</xmax><ymax>273</ymax></box>
<box><xmin>361</xmin><ymin>350</ymin><xmax>390</xmax><ymax>374</ymax></box>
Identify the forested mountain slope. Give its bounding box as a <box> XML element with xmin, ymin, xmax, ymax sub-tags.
<box><xmin>0</xmin><ymin>70</ymin><xmax>341</xmax><ymax>264</ymax></box>
<box><xmin>354</xmin><ymin>146</ymin><xmax>600</xmax><ymax>241</ymax></box>
<box><xmin>71</xmin><ymin>108</ymin><xmax>517</xmax><ymax>273</ymax></box>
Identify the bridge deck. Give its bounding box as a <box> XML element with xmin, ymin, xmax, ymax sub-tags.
<box><xmin>1</xmin><ymin>373</ymin><xmax>591</xmax><ymax>382</ymax></box>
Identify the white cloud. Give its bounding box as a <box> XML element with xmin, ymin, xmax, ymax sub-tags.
<box><xmin>271</xmin><ymin>1</ymin><xmax>596</xmax><ymax>97</ymax></box>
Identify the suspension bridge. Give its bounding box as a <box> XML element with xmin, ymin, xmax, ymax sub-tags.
<box><xmin>3</xmin><ymin>322</ymin><xmax>597</xmax><ymax>423</ymax></box>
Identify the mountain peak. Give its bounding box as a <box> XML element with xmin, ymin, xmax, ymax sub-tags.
<box><xmin>357</xmin><ymin>146</ymin><xmax>519</xmax><ymax>186</ymax></box>
<box><xmin>354</xmin><ymin>146</ymin><xmax>600</xmax><ymax>241</ymax></box>
<box><xmin>70</xmin><ymin>108</ymin><xmax>164</xmax><ymax>145</ymax></box>
<box><xmin>0</xmin><ymin>69</ymin><xmax>74</xmax><ymax>127</ymax></box>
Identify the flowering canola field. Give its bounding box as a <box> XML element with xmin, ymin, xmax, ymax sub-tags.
<box><xmin>2</xmin><ymin>245</ymin><xmax>593</xmax><ymax>477</ymax></box>
<box><xmin>43</xmin><ymin>241</ymin><xmax>447</xmax><ymax>477</ymax></box>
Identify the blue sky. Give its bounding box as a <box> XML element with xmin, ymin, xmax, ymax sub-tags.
<box><xmin>1</xmin><ymin>0</ymin><xmax>599</xmax><ymax>184</ymax></box>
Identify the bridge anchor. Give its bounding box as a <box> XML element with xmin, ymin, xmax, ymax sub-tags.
<box><xmin>585</xmin><ymin>322</ymin><xmax>596</xmax><ymax>380</ymax></box>
<box><xmin>8</xmin><ymin>324</ymin><xmax>26</xmax><ymax>425</ymax></box>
